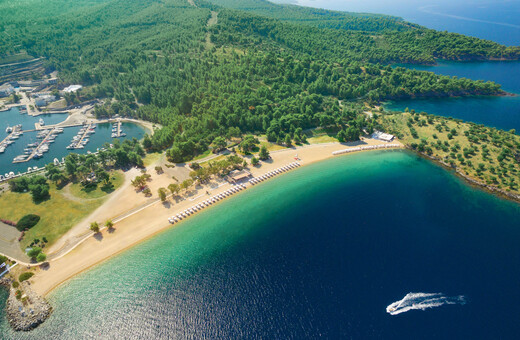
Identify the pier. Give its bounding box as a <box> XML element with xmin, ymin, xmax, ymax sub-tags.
<box><xmin>70</xmin><ymin>122</ymin><xmax>94</xmax><ymax>149</ymax></box>
<box><xmin>13</xmin><ymin>129</ymin><xmax>55</xmax><ymax>163</ymax></box>
<box><xmin>111</xmin><ymin>119</ymin><xmax>125</xmax><ymax>138</ymax></box>
<box><xmin>0</xmin><ymin>125</ymin><xmax>22</xmax><ymax>154</ymax></box>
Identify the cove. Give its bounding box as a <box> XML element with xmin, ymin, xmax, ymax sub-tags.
<box><xmin>0</xmin><ymin>107</ymin><xmax>146</xmax><ymax>174</ymax></box>
<box><xmin>386</xmin><ymin>61</ymin><xmax>520</xmax><ymax>132</ymax></box>
<box><xmin>2</xmin><ymin>150</ymin><xmax>519</xmax><ymax>339</ymax></box>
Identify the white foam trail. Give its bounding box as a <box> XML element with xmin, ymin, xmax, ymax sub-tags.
<box><xmin>386</xmin><ymin>292</ymin><xmax>466</xmax><ymax>315</ymax></box>
<box><xmin>419</xmin><ymin>5</ymin><xmax>520</xmax><ymax>29</ymax></box>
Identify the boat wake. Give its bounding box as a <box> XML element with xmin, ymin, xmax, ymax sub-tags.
<box><xmin>386</xmin><ymin>292</ymin><xmax>465</xmax><ymax>315</ymax></box>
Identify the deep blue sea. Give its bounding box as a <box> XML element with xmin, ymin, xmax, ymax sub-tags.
<box><xmin>295</xmin><ymin>0</ymin><xmax>520</xmax><ymax>45</ymax></box>
<box><xmin>1</xmin><ymin>151</ymin><xmax>520</xmax><ymax>339</ymax></box>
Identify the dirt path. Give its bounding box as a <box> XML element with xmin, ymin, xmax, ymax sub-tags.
<box><xmin>187</xmin><ymin>0</ymin><xmax>197</xmax><ymax>8</ymax></box>
<box><xmin>205</xmin><ymin>11</ymin><xmax>218</xmax><ymax>50</ymax></box>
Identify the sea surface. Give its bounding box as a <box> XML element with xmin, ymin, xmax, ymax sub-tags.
<box><xmin>0</xmin><ymin>107</ymin><xmax>146</xmax><ymax>175</ymax></box>
<box><xmin>294</xmin><ymin>0</ymin><xmax>520</xmax><ymax>45</ymax></box>
<box><xmin>385</xmin><ymin>60</ymin><xmax>520</xmax><ymax>132</ymax></box>
<box><xmin>1</xmin><ymin>150</ymin><xmax>520</xmax><ymax>339</ymax></box>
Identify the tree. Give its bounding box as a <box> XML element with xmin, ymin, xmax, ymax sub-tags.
<box><xmin>284</xmin><ymin>134</ymin><xmax>292</xmax><ymax>147</ymax></box>
<box><xmin>180</xmin><ymin>179</ymin><xmax>193</xmax><ymax>192</ymax></box>
<box><xmin>259</xmin><ymin>145</ymin><xmax>270</xmax><ymax>160</ymax></box>
<box><xmin>36</xmin><ymin>253</ymin><xmax>47</xmax><ymax>262</ymax></box>
<box><xmin>90</xmin><ymin>222</ymin><xmax>100</xmax><ymax>233</ymax></box>
<box><xmin>251</xmin><ymin>157</ymin><xmax>259</xmax><ymax>166</ymax></box>
<box><xmin>158</xmin><ymin>187</ymin><xmax>168</xmax><ymax>202</ymax></box>
<box><xmin>239</xmin><ymin>135</ymin><xmax>259</xmax><ymax>153</ymax></box>
<box><xmin>212</xmin><ymin>136</ymin><xmax>227</xmax><ymax>152</ymax></box>
<box><xmin>27</xmin><ymin>247</ymin><xmax>42</xmax><ymax>259</ymax></box>
<box><xmin>105</xmin><ymin>220</ymin><xmax>114</xmax><ymax>230</ymax></box>
<box><xmin>168</xmin><ymin>183</ymin><xmax>180</xmax><ymax>196</ymax></box>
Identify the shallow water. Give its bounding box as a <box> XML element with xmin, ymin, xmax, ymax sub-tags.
<box><xmin>2</xmin><ymin>150</ymin><xmax>519</xmax><ymax>339</ymax></box>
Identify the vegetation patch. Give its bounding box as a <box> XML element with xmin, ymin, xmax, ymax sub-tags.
<box><xmin>16</xmin><ymin>214</ymin><xmax>41</xmax><ymax>231</ymax></box>
<box><xmin>19</xmin><ymin>272</ymin><xmax>34</xmax><ymax>282</ymax></box>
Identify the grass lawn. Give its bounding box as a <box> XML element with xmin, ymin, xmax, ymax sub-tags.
<box><xmin>0</xmin><ymin>185</ymin><xmax>107</xmax><ymax>250</ymax></box>
<box><xmin>260</xmin><ymin>141</ymin><xmax>286</xmax><ymax>152</ymax></box>
<box><xmin>68</xmin><ymin>171</ymin><xmax>124</xmax><ymax>199</ymax></box>
<box><xmin>192</xmin><ymin>149</ymin><xmax>212</xmax><ymax>161</ymax></box>
<box><xmin>308</xmin><ymin>135</ymin><xmax>338</xmax><ymax>144</ymax></box>
<box><xmin>143</xmin><ymin>152</ymin><xmax>163</xmax><ymax>167</ymax></box>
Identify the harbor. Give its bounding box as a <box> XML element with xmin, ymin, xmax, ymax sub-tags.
<box><xmin>0</xmin><ymin>107</ymin><xmax>145</xmax><ymax>177</ymax></box>
<box><xmin>12</xmin><ymin>127</ymin><xmax>64</xmax><ymax>164</ymax></box>
<box><xmin>0</xmin><ymin>125</ymin><xmax>23</xmax><ymax>155</ymax></box>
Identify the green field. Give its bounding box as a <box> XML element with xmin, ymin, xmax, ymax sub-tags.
<box><xmin>0</xmin><ymin>172</ymin><xmax>124</xmax><ymax>250</ymax></box>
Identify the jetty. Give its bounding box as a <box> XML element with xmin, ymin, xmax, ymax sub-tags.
<box><xmin>12</xmin><ymin>129</ymin><xmax>56</xmax><ymax>163</ymax></box>
<box><xmin>111</xmin><ymin>119</ymin><xmax>125</xmax><ymax>138</ymax></box>
<box><xmin>76</xmin><ymin>122</ymin><xmax>94</xmax><ymax>148</ymax></box>
<box><xmin>0</xmin><ymin>125</ymin><xmax>22</xmax><ymax>154</ymax></box>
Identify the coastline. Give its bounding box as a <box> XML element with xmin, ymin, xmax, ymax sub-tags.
<box><xmin>28</xmin><ymin>139</ymin><xmax>403</xmax><ymax>298</ymax></box>
<box><xmin>413</xmin><ymin>148</ymin><xmax>520</xmax><ymax>203</ymax></box>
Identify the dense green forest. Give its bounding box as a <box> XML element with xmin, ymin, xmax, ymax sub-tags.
<box><xmin>1</xmin><ymin>0</ymin><xmax>519</xmax><ymax>162</ymax></box>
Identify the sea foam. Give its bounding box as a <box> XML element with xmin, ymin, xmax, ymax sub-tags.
<box><xmin>386</xmin><ymin>292</ymin><xmax>466</xmax><ymax>315</ymax></box>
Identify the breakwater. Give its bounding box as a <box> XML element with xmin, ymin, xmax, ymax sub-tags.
<box><xmin>0</xmin><ymin>277</ymin><xmax>51</xmax><ymax>331</ymax></box>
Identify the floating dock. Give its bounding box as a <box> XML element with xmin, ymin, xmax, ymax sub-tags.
<box><xmin>12</xmin><ymin>129</ymin><xmax>55</xmax><ymax>163</ymax></box>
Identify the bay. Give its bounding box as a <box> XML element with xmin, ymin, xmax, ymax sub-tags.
<box><xmin>385</xmin><ymin>61</ymin><xmax>520</xmax><ymax>132</ymax></box>
<box><xmin>2</xmin><ymin>150</ymin><xmax>519</xmax><ymax>339</ymax></box>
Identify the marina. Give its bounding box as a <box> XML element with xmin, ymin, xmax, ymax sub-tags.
<box><xmin>12</xmin><ymin>127</ymin><xmax>64</xmax><ymax>163</ymax></box>
<box><xmin>0</xmin><ymin>125</ymin><xmax>23</xmax><ymax>155</ymax></box>
<box><xmin>67</xmin><ymin>122</ymin><xmax>95</xmax><ymax>150</ymax></box>
<box><xmin>0</xmin><ymin>107</ymin><xmax>145</xmax><ymax>176</ymax></box>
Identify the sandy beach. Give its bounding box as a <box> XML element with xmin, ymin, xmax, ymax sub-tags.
<box><xmin>29</xmin><ymin>138</ymin><xmax>402</xmax><ymax>297</ymax></box>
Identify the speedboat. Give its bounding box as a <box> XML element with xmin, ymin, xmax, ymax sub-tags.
<box><xmin>39</xmin><ymin>118</ymin><xmax>45</xmax><ymax>126</ymax></box>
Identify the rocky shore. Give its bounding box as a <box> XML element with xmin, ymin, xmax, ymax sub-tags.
<box><xmin>0</xmin><ymin>277</ymin><xmax>52</xmax><ymax>331</ymax></box>
<box><xmin>415</xmin><ymin>149</ymin><xmax>520</xmax><ymax>203</ymax></box>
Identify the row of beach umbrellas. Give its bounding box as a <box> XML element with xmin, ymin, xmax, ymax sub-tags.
<box><xmin>332</xmin><ymin>144</ymin><xmax>400</xmax><ymax>156</ymax></box>
<box><xmin>248</xmin><ymin>162</ymin><xmax>301</xmax><ymax>185</ymax></box>
<box><xmin>168</xmin><ymin>184</ymin><xmax>247</xmax><ymax>224</ymax></box>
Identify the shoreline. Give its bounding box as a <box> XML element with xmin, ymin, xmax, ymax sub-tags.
<box><xmin>27</xmin><ymin>139</ymin><xmax>403</xmax><ymax>298</ymax></box>
<box><xmin>413</xmin><ymin>148</ymin><xmax>520</xmax><ymax>203</ymax></box>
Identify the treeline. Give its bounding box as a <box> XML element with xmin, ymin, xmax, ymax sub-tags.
<box><xmin>0</xmin><ymin>0</ymin><xmax>516</xmax><ymax>163</ymax></box>
<box><xmin>213</xmin><ymin>10</ymin><xmax>520</xmax><ymax>65</ymax></box>
<box><xmin>204</xmin><ymin>0</ymin><xmax>415</xmax><ymax>32</ymax></box>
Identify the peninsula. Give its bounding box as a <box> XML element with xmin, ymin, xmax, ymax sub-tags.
<box><xmin>0</xmin><ymin>0</ymin><xmax>519</xmax><ymax>332</ymax></box>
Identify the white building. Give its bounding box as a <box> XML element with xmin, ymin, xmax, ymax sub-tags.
<box><xmin>0</xmin><ymin>83</ymin><xmax>15</xmax><ymax>97</ymax></box>
<box><xmin>372</xmin><ymin>131</ymin><xmax>395</xmax><ymax>142</ymax></box>
<box><xmin>63</xmin><ymin>85</ymin><xmax>83</xmax><ymax>93</ymax></box>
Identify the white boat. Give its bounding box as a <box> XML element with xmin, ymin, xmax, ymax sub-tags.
<box><xmin>39</xmin><ymin>118</ymin><xmax>45</xmax><ymax>126</ymax></box>
<box><xmin>13</xmin><ymin>155</ymin><xmax>26</xmax><ymax>162</ymax></box>
<box><xmin>5</xmin><ymin>126</ymin><xmax>12</xmax><ymax>133</ymax></box>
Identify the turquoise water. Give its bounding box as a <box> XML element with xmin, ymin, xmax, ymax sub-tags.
<box><xmin>1</xmin><ymin>150</ymin><xmax>520</xmax><ymax>339</ymax></box>
<box><xmin>0</xmin><ymin>107</ymin><xmax>146</xmax><ymax>174</ymax></box>
<box><xmin>386</xmin><ymin>61</ymin><xmax>520</xmax><ymax>132</ymax></box>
